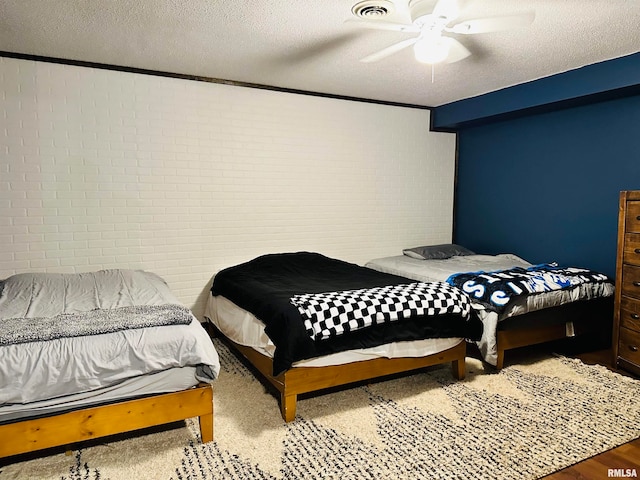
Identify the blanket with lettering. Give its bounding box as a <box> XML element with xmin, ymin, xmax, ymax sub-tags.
<box><xmin>446</xmin><ymin>263</ymin><xmax>612</xmax><ymax>313</ymax></box>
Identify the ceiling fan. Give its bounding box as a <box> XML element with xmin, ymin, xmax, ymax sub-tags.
<box><xmin>349</xmin><ymin>0</ymin><xmax>535</xmax><ymax>65</ymax></box>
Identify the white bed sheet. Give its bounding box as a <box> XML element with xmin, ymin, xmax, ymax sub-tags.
<box><xmin>0</xmin><ymin>270</ymin><xmax>220</xmax><ymax>409</ymax></box>
<box><xmin>365</xmin><ymin>253</ymin><xmax>533</xmax><ymax>283</ymax></box>
<box><xmin>204</xmin><ymin>294</ymin><xmax>463</xmax><ymax>368</ymax></box>
<box><xmin>365</xmin><ymin>255</ymin><xmax>615</xmax><ymax>365</ymax></box>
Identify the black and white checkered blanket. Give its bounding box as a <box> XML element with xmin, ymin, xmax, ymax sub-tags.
<box><xmin>291</xmin><ymin>282</ymin><xmax>471</xmax><ymax>342</ymax></box>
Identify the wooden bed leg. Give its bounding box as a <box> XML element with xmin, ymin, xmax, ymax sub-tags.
<box><xmin>281</xmin><ymin>393</ymin><xmax>297</xmax><ymax>422</ymax></box>
<box><xmin>452</xmin><ymin>358</ymin><xmax>465</xmax><ymax>380</ymax></box>
<box><xmin>199</xmin><ymin>412</ymin><xmax>214</xmax><ymax>443</ymax></box>
<box><xmin>195</xmin><ymin>383</ymin><xmax>214</xmax><ymax>443</ymax></box>
<box><xmin>496</xmin><ymin>349</ymin><xmax>505</xmax><ymax>371</ymax></box>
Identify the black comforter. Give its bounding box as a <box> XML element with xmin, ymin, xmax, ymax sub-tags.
<box><xmin>211</xmin><ymin>252</ymin><xmax>482</xmax><ymax>375</ymax></box>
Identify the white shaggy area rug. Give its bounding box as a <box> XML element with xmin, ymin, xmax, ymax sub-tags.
<box><xmin>2</xmin><ymin>338</ymin><xmax>640</xmax><ymax>480</ymax></box>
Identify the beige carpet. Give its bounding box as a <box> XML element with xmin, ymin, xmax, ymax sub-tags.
<box><xmin>2</xmin><ymin>338</ymin><xmax>640</xmax><ymax>480</ymax></box>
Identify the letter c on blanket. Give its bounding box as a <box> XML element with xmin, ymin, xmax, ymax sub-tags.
<box><xmin>490</xmin><ymin>290</ymin><xmax>510</xmax><ymax>306</ymax></box>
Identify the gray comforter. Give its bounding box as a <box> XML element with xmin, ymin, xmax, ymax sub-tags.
<box><xmin>0</xmin><ymin>270</ymin><xmax>220</xmax><ymax>406</ymax></box>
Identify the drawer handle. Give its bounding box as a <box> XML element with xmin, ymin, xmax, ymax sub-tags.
<box><xmin>630</xmin><ymin>345</ymin><xmax>639</xmax><ymax>352</ymax></box>
<box><xmin>636</xmin><ymin>248</ymin><xmax>640</xmax><ymax>254</ymax></box>
<box><xmin>634</xmin><ymin>282</ymin><xmax>640</xmax><ymax>287</ymax></box>
<box><xmin>633</xmin><ymin>313</ymin><xmax>640</xmax><ymax>320</ymax></box>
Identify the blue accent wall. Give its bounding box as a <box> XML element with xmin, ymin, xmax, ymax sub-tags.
<box><xmin>432</xmin><ymin>53</ymin><xmax>640</xmax><ymax>279</ymax></box>
<box><xmin>453</xmin><ymin>94</ymin><xmax>640</xmax><ymax>278</ymax></box>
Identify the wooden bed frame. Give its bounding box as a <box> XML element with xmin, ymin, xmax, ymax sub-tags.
<box><xmin>494</xmin><ymin>296</ymin><xmax>613</xmax><ymax>370</ymax></box>
<box><xmin>213</xmin><ymin>325</ymin><xmax>466</xmax><ymax>422</ymax></box>
<box><xmin>0</xmin><ymin>383</ymin><xmax>214</xmax><ymax>460</ymax></box>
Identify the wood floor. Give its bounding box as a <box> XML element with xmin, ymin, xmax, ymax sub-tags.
<box><xmin>502</xmin><ymin>343</ymin><xmax>640</xmax><ymax>479</ymax></box>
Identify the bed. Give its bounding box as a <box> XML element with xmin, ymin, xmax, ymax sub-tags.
<box><xmin>204</xmin><ymin>252</ymin><xmax>482</xmax><ymax>422</ymax></box>
<box><xmin>0</xmin><ymin>269</ymin><xmax>220</xmax><ymax>460</ymax></box>
<box><xmin>365</xmin><ymin>244</ymin><xmax>615</xmax><ymax>369</ymax></box>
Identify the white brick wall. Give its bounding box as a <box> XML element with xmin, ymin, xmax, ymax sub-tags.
<box><xmin>0</xmin><ymin>56</ymin><xmax>456</xmax><ymax>318</ymax></box>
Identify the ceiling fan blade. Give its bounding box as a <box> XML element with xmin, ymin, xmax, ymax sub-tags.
<box><xmin>344</xmin><ymin>18</ymin><xmax>420</xmax><ymax>33</ymax></box>
<box><xmin>432</xmin><ymin>0</ymin><xmax>460</xmax><ymax>21</ymax></box>
<box><xmin>447</xmin><ymin>12</ymin><xmax>535</xmax><ymax>34</ymax></box>
<box><xmin>273</xmin><ymin>32</ymin><xmax>361</xmax><ymax>66</ymax></box>
<box><xmin>360</xmin><ymin>37</ymin><xmax>419</xmax><ymax>63</ymax></box>
<box><xmin>443</xmin><ymin>37</ymin><xmax>471</xmax><ymax>63</ymax></box>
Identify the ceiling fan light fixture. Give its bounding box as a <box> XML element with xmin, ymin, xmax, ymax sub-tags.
<box><xmin>413</xmin><ymin>36</ymin><xmax>450</xmax><ymax>64</ymax></box>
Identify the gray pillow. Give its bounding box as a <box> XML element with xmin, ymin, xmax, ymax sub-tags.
<box><xmin>403</xmin><ymin>244</ymin><xmax>475</xmax><ymax>260</ymax></box>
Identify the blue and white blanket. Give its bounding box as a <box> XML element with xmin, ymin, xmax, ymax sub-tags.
<box><xmin>446</xmin><ymin>263</ymin><xmax>611</xmax><ymax>313</ymax></box>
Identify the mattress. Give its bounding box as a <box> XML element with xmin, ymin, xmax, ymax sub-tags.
<box><xmin>0</xmin><ymin>269</ymin><xmax>220</xmax><ymax>419</ymax></box>
<box><xmin>365</xmin><ymin>254</ymin><xmax>615</xmax><ymax>365</ymax></box>
<box><xmin>0</xmin><ymin>366</ymin><xmax>201</xmax><ymax>423</ymax></box>
<box><xmin>205</xmin><ymin>293</ymin><xmax>463</xmax><ymax>368</ymax></box>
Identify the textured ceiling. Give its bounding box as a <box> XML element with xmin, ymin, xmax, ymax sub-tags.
<box><xmin>1</xmin><ymin>0</ymin><xmax>639</xmax><ymax>107</ymax></box>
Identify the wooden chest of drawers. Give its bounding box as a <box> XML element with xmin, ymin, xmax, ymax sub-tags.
<box><xmin>613</xmin><ymin>190</ymin><xmax>640</xmax><ymax>375</ymax></box>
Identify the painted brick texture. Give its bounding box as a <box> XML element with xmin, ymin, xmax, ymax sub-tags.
<box><xmin>0</xmin><ymin>56</ymin><xmax>456</xmax><ymax>318</ymax></box>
